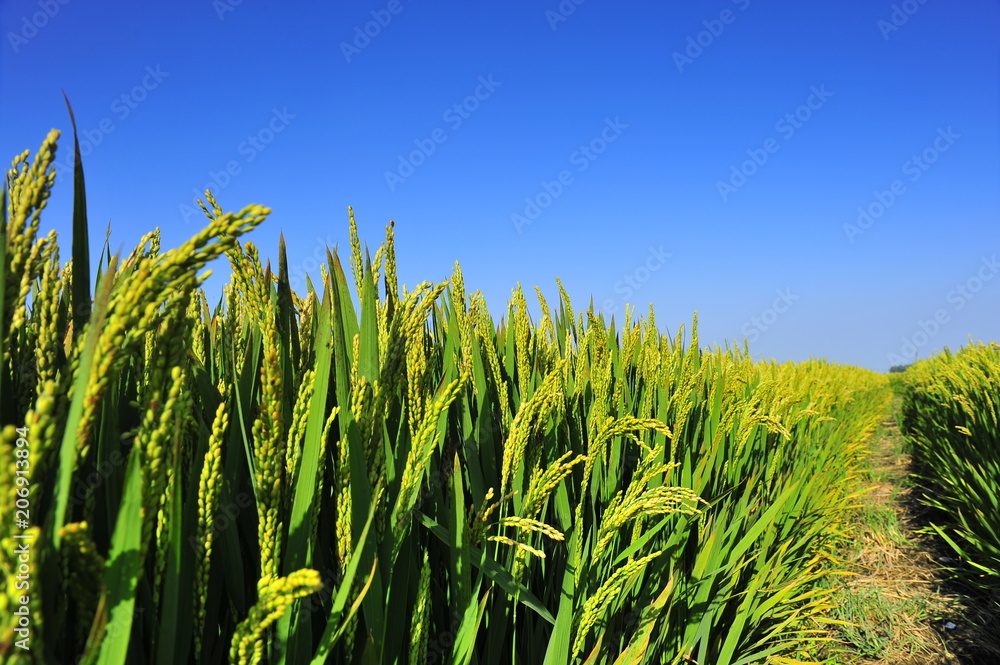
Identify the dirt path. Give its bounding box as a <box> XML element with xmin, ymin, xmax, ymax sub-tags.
<box><xmin>824</xmin><ymin>399</ymin><xmax>1000</xmax><ymax>663</ymax></box>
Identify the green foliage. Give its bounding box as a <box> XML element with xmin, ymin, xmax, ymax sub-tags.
<box><xmin>898</xmin><ymin>341</ymin><xmax>1000</xmax><ymax>592</ymax></box>
<box><xmin>0</xmin><ymin>131</ymin><xmax>894</xmax><ymax>664</ymax></box>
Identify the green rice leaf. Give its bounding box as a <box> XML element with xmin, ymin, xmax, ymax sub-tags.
<box><xmin>94</xmin><ymin>448</ymin><xmax>144</xmax><ymax>665</ymax></box>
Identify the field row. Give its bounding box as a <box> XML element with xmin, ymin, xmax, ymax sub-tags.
<box><xmin>897</xmin><ymin>341</ymin><xmax>1000</xmax><ymax>593</ymax></box>
<box><xmin>0</xmin><ymin>131</ymin><xmax>893</xmax><ymax>664</ymax></box>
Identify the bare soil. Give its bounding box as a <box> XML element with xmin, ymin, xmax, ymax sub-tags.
<box><xmin>829</xmin><ymin>408</ymin><xmax>1000</xmax><ymax>664</ymax></box>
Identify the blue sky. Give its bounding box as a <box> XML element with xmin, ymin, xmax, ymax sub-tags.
<box><xmin>2</xmin><ymin>0</ymin><xmax>998</xmax><ymax>371</ymax></box>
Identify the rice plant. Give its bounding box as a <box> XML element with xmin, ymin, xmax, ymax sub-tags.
<box><xmin>898</xmin><ymin>341</ymin><xmax>1000</xmax><ymax>592</ymax></box>
<box><xmin>0</xmin><ymin>129</ymin><xmax>894</xmax><ymax>664</ymax></box>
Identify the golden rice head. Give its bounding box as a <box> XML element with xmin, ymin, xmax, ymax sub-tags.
<box><xmin>409</xmin><ymin>551</ymin><xmax>432</xmax><ymax>665</ymax></box>
<box><xmin>193</xmin><ymin>400</ymin><xmax>229</xmax><ymax>657</ymax></box>
<box><xmin>571</xmin><ymin>551</ymin><xmax>663</xmax><ymax>658</ymax></box>
<box><xmin>229</xmin><ymin>569</ymin><xmax>323</xmax><ymax>665</ymax></box>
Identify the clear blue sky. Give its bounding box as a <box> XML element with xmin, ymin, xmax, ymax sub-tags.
<box><xmin>2</xmin><ymin>0</ymin><xmax>998</xmax><ymax>371</ymax></box>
